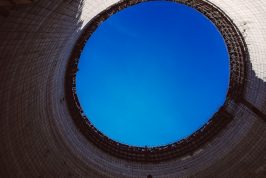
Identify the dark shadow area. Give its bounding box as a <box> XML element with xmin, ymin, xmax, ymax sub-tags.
<box><xmin>0</xmin><ymin>0</ymin><xmax>39</xmax><ymax>18</ymax></box>
<box><xmin>0</xmin><ymin>0</ymin><xmax>94</xmax><ymax>177</ymax></box>
<box><xmin>241</xmin><ymin>56</ymin><xmax>266</xmax><ymax>121</ymax></box>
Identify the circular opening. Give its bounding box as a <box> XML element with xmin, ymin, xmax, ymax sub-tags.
<box><xmin>76</xmin><ymin>1</ymin><xmax>229</xmax><ymax>147</ymax></box>
<box><xmin>66</xmin><ymin>0</ymin><xmax>247</xmax><ymax>162</ymax></box>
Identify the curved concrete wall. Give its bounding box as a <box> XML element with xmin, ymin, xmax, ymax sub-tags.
<box><xmin>0</xmin><ymin>0</ymin><xmax>265</xmax><ymax>177</ymax></box>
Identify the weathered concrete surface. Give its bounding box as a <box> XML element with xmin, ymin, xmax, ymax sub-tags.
<box><xmin>0</xmin><ymin>0</ymin><xmax>35</xmax><ymax>6</ymax></box>
<box><xmin>0</xmin><ymin>0</ymin><xmax>265</xmax><ymax>177</ymax></box>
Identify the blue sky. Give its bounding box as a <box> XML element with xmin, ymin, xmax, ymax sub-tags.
<box><xmin>76</xmin><ymin>1</ymin><xmax>229</xmax><ymax>147</ymax></box>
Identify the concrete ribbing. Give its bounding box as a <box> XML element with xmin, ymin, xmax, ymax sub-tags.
<box><xmin>0</xmin><ymin>0</ymin><xmax>265</xmax><ymax>177</ymax></box>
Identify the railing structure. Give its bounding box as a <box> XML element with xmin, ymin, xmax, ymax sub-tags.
<box><xmin>65</xmin><ymin>0</ymin><xmax>248</xmax><ymax>162</ymax></box>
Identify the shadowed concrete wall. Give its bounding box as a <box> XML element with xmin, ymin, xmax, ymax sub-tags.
<box><xmin>0</xmin><ymin>0</ymin><xmax>35</xmax><ymax>6</ymax></box>
<box><xmin>0</xmin><ymin>0</ymin><xmax>265</xmax><ymax>177</ymax></box>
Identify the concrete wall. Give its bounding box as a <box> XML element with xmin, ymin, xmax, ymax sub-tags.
<box><xmin>0</xmin><ymin>0</ymin><xmax>265</xmax><ymax>177</ymax></box>
<box><xmin>0</xmin><ymin>0</ymin><xmax>35</xmax><ymax>6</ymax></box>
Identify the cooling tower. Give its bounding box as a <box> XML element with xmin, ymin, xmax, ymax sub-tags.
<box><xmin>0</xmin><ymin>0</ymin><xmax>265</xmax><ymax>177</ymax></box>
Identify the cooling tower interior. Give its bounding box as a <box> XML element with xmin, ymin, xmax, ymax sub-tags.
<box><xmin>0</xmin><ymin>0</ymin><xmax>265</xmax><ymax>177</ymax></box>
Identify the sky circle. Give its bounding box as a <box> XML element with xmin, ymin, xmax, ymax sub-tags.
<box><xmin>76</xmin><ymin>1</ymin><xmax>230</xmax><ymax>147</ymax></box>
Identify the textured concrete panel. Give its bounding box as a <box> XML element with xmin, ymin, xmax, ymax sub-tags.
<box><xmin>0</xmin><ymin>0</ymin><xmax>265</xmax><ymax>177</ymax></box>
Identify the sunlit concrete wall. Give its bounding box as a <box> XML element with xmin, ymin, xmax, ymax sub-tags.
<box><xmin>0</xmin><ymin>0</ymin><xmax>265</xmax><ymax>177</ymax></box>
